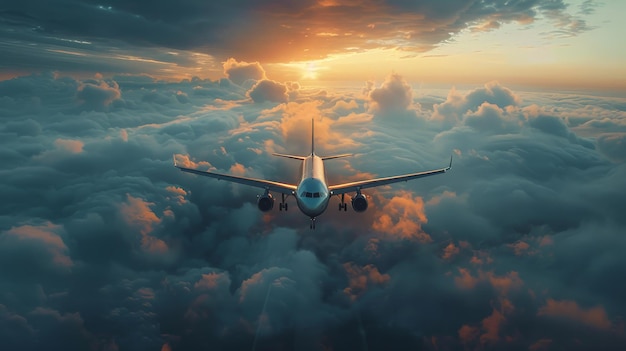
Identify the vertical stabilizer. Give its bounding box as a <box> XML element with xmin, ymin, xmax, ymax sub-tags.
<box><xmin>311</xmin><ymin>118</ymin><xmax>315</xmax><ymax>155</ymax></box>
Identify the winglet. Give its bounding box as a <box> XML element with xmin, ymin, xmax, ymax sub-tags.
<box><xmin>447</xmin><ymin>155</ymin><xmax>453</xmax><ymax>171</ymax></box>
<box><xmin>173</xmin><ymin>154</ymin><xmax>177</xmax><ymax>167</ymax></box>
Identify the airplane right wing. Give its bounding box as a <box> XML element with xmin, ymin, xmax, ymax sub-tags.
<box><xmin>328</xmin><ymin>156</ymin><xmax>452</xmax><ymax>195</ymax></box>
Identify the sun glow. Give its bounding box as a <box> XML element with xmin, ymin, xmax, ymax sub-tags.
<box><xmin>275</xmin><ymin>60</ymin><xmax>330</xmax><ymax>81</ymax></box>
<box><xmin>303</xmin><ymin>62</ymin><xmax>319</xmax><ymax>80</ymax></box>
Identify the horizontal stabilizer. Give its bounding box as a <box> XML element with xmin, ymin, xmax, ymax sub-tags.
<box><xmin>321</xmin><ymin>154</ymin><xmax>353</xmax><ymax>160</ymax></box>
<box><xmin>272</xmin><ymin>152</ymin><xmax>307</xmax><ymax>160</ymax></box>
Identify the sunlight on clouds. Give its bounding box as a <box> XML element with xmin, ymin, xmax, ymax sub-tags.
<box><xmin>119</xmin><ymin>194</ymin><xmax>167</xmax><ymax>254</ymax></box>
<box><xmin>343</xmin><ymin>262</ymin><xmax>390</xmax><ymax>301</ymax></box>
<box><xmin>54</xmin><ymin>139</ymin><xmax>84</xmax><ymax>153</ymax></box>
<box><xmin>2</xmin><ymin>222</ymin><xmax>73</xmax><ymax>269</ymax></box>
<box><xmin>372</xmin><ymin>191</ymin><xmax>431</xmax><ymax>242</ymax></box>
<box><xmin>538</xmin><ymin>299</ymin><xmax>612</xmax><ymax>330</ymax></box>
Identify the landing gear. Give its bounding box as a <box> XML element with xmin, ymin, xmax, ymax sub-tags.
<box><xmin>338</xmin><ymin>193</ymin><xmax>347</xmax><ymax>211</ymax></box>
<box><xmin>279</xmin><ymin>193</ymin><xmax>289</xmax><ymax>211</ymax></box>
<box><xmin>309</xmin><ymin>217</ymin><xmax>316</xmax><ymax>230</ymax></box>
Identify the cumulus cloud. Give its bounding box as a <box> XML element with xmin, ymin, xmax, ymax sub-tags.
<box><xmin>76</xmin><ymin>80</ymin><xmax>122</xmax><ymax>110</ymax></box>
<box><xmin>223</xmin><ymin>58</ymin><xmax>266</xmax><ymax>86</ymax></box>
<box><xmin>247</xmin><ymin>79</ymin><xmax>289</xmax><ymax>103</ymax></box>
<box><xmin>368</xmin><ymin>73</ymin><xmax>415</xmax><ymax>113</ymax></box>
<box><xmin>0</xmin><ymin>222</ymin><xmax>73</xmax><ymax>277</ymax></box>
<box><xmin>1</xmin><ymin>69</ymin><xmax>625</xmax><ymax>350</ymax></box>
<box><xmin>432</xmin><ymin>81</ymin><xmax>521</xmax><ymax>127</ymax></box>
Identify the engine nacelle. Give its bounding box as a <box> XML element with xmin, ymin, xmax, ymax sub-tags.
<box><xmin>351</xmin><ymin>193</ymin><xmax>368</xmax><ymax>212</ymax></box>
<box><xmin>257</xmin><ymin>193</ymin><xmax>274</xmax><ymax>212</ymax></box>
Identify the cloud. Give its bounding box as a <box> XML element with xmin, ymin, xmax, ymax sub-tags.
<box><xmin>76</xmin><ymin>80</ymin><xmax>122</xmax><ymax>110</ymax></box>
<box><xmin>432</xmin><ymin>81</ymin><xmax>521</xmax><ymax>127</ymax></box>
<box><xmin>223</xmin><ymin>58</ymin><xmax>266</xmax><ymax>86</ymax></box>
<box><xmin>342</xmin><ymin>262</ymin><xmax>390</xmax><ymax>301</ymax></box>
<box><xmin>118</xmin><ymin>194</ymin><xmax>168</xmax><ymax>254</ymax></box>
<box><xmin>372</xmin><ymin>191</ymin><xmax>431</xmax><ymax>242</ymax></box>
<box><xmin>0</xmin><ymin>222</ymin><xmax>73</xmax><ymax>278</ymax></box>
<box><xmin>538</xmin><ymin>299</ymin><xmax>612</xmax><ymax>330</ymax></box>
<box><xmin>0</xmin><ymin>0</ymin><xmax>597</xmax><ymax>74</ymax></box>
<box><xmin>1</xmin><ymin>69</ymin><xmax>625</xmax><ymax>350</ymax></box>
<box><xmin>368</xmin><ymin>73</ymin><xmax>415</xmax><ymax>114</ymax></box>
<box><xmin>247</xmin><ymin>80</ymin><xmax>289</xmax><ymax>103</ymax></box>
<box><xmin>597</xmin><ymin>133</ymin><xmax>626</xmax><ymax>162</ymax></box>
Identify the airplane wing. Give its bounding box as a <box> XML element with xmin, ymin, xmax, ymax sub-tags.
<box><xmin>329</xmin><ymin>156</ymin><xmax>452</xmax><ymax>195</ymax></box>
<box><xmin>174</xmin><ymin>160</ymin><xmax>297</xmax><ymax>195</ymax></box>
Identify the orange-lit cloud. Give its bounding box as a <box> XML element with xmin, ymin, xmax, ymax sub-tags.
<box><xmin>454</xmin><ymin>269</ymin><xmax>523</xmax><ymax>295</ymax></box>
<box><xmin>372</xmin><ymin>191</ymin><xmax>431</xmax><ymax>242</ymax></box>
<box><xmin>173</xmin><ymin>154</ymin><xmax>212</xmax><ymax>170</ymax></box>
<box><xmin>166</xmin><ymin>186</ymin><xmax>188</xmax><ymax>205</ymax></box>
<box><xmin>538</xmin><ymin>299</ymin><xmax>612</xmax><ymax>330</ymax></box>
<box><xmin>459</xmin><ymin>298</ymin><xmax>517</xmax><ymax>347</ymax></box>
<box><xmin>508</xmin><ymin>240</ymin><xmax>531</xmax><ymax>256</ymax></box>
<box><xmin>442</xmin><ymin>242</ymin><xmax>460</xmax><ymax>260</ymax></box>
<box><xmin>194</xmin><ymin>272</ymin><xmax>231</xmax><ymax>292</ymax></box>
<box><xmin>54</xmin><ymin>138</ymin><xmax>84</xmax><ymax>153</ymax></box>
<box><xmin>343</xmin><ymin>262</ymin><xmax>390</xmax><ymax>301</ymax></box>
<box><xmin>2</xmin><ymin>222</ymin><xmax>73</xmax><ymax>269</ymax></box>
<box><xmin>119</xmin><ymin>194</ymin><xmax>167</xmax><ymax>254</ymax></box>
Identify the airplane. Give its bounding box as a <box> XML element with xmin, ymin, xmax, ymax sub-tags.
<box><xmin>174</xmin><ymin>119</ymin><xmax>452</xmax><ymax>229</ymax></box>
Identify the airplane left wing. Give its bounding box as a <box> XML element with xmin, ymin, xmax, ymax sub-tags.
<box><xmin>329</xmin><ymin>156</ymin><xmax>452</xmax><ymax>195</ymax></box>
<box><xmin>174</xmin><ymin>160</ymin><xmax>297</xmax><ymax>195</ymax></box>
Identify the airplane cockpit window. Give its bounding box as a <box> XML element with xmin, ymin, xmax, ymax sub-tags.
<box><xmin>301</xmin><ymin>191</ymin><xmax>322</xmax><ymax>198</ymax></box>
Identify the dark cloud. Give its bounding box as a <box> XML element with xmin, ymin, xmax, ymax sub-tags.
<box><xmin>1</xmin><ymin>69</ymin><xmax>625</xmax><ymax>350</ymax></box>
<box><xmin>223</xmin><ymin>58</ymin><xmax>267</xmax><ymax>86</ymax></box>
<box><xmin>247</xmin><ymin>79</ymin><xmax>289</xmax><ymax>103</ymax></box>
<box><xmin>0</xmin><ymin>0</ymin><xmax>597</xmax><ymax>73</ymax></box>
<box><xmin>597</xmin><ymin>133</ymin><xmax>626</xmax><ymax>162</ymax></box>
<box><xmin>76</xmin><ymin>80</ymin><xmax>122</xmax><ymax>110</ymax></box>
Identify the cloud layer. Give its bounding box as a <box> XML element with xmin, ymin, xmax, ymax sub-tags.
<box><xmin>0</xmin><ymin>0</ymin><xmax>597</xmax><ymax>75</ymax></box>
<box><xmin>1</xmin><ymin>64</ymin><xmax>625</xmax><ymax>350</ymax></box>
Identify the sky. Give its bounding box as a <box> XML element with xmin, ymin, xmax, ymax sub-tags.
<box><xmin>1</xmin><ymin>1</ymin><xmax>626</xmax><ymax>351</ymax></box>
<box><xmin>1</xmin><ymin>0</ymin><xmax>625</xmax><ymax>89</ymax></box>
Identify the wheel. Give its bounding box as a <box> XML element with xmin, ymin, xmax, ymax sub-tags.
<box><xmin>284</xmin><ymin>203</ymin><xmax>288</xmax><ymax>211</ymax></box>
<box><xmin>343</xmin><ymin>203</ymin><xmax>347</xmax><ymax>211</ymax></box>
<box><xmin>279</xmin><ymin>203</ymin><xmax>283</xmax><ymax>211</ymax></box>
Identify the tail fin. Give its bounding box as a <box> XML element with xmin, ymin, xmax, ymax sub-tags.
<box><xmin>311</xmin><ymin>118</ymin><xmax>315</xmax><ymax>155</ymax></box>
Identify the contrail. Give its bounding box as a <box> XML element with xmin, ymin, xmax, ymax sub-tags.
<box><xmin>356</xmin><ymin>310</ymin><xmax>368</xmax><ymax>351</ymax></box>
<box><xmin>252</xmin><ymin>282</ymin><xmax>273</xmax><ymax>351</ymax></box>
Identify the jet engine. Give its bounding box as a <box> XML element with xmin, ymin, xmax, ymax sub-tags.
<box><xmin>351</xmin><ymin>193</ymin><xmax>368</xmax><ymax>212</ymax></box>
<box><xmin>257</xmin><ymin>193</ymin><xmax>274</xmax><ymax>212</ymax></box>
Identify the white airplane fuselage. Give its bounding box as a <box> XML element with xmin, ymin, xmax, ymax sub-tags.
<box><xmin>295</xmin><ymin>154</ymin><xmax>330</xmax><ymax>218</ymax></box>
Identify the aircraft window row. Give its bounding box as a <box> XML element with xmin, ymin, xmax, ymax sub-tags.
<box><xmin>301</xmin><ymin>192</ymin><xmax>321</xmax><ymax>198</ymax></box>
